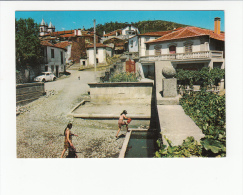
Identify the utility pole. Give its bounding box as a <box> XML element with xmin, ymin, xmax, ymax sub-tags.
<box><xmin>94</xmin><ymin>19</ymin><xmax>96</xmax><ymax>73</ymax></box>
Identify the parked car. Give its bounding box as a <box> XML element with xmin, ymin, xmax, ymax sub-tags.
<box><xmin>34</xmin><ymin>72</ymin><xmax>56</xmax><ymax>82</ymax></box>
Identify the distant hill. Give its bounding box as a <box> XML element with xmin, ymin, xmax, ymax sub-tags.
<box><xmin>87</xmin><ymin>20</ymin><xmax>188</xmax><ymax>36</ymax></box>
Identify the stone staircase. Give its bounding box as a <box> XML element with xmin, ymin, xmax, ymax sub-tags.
<box><xmin>96</xmin><ymin>60</ymin><xmax>123</xmax><ymax>82</ymax></box>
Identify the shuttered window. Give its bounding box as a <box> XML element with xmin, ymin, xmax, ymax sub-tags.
<box><xmin>154</xmin><ymin>45</ymin><xmax>162</xmax><ymax>55</ymax></box>
<box><xmin>185</xmin><ymin>43</ymin><xmax>193</xmax><ymax>53</ymax></box>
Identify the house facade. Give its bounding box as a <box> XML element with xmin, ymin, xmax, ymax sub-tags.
<box><xmin>103</xmin><ymin>37</ymin><xmax>128</xmax><ymax>54</ymax></box>
<box><xmin>54</xmin><ymin>41</ymin><xmax>72</xmax><ymax>64</ymax></box>
<box><xmin>85</xmin><ymin>43</ymin><xmax>113</xmax><ymax>67</ymax></box>
<box><xmin>138</xmin><ymin>18</ymin><xmax>224</xmax><ymax>79</ymax></box>
<box><xmin>128</xmin><ymin>35</ymin><xmax>139</xmax><ymax>53</ymax></box>
<box><xmin>40</xmin><ymin>41</ymin><xmax>66</xmax><ymax>77</ymax></box>
<box><xmin>102</xmin><ymin>25</ymin><xmax>140</xmax><ymax>43</ymax></box>
<box><xmin>128</xmin><ymin>30</ymin><xmax>174</xmax><ymax>55</ymax></box>
<box><xmin>121</xmin><ymin>25</ymin><xmax>140</xmax><ymax>38</ymax></box>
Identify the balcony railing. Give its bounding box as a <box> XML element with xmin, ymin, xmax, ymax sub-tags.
<box><xmin>140</xmin><ymin>50</ymin><xmax>223</xmax><ymax>62</ymax></box>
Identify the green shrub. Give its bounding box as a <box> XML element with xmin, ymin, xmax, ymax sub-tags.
<box><xmin>176</xmin><ymin>67</ymin><xmax>225</xmax><ymax>92</ymax></box>
<box><xmin>155</xmin><ymin>91</ymin><xmax>226</xmax><ymax>158</ymax></box>
<box><xmin>108</xmin><ymin>72</ymin><xmax>139</xmax><ymax>82</ymax></box>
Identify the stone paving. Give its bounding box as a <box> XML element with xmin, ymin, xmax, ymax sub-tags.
<box><xmin>157</xmin><ymin>105</ymin><xmax>205</xmax><ymax>146</ymax></box>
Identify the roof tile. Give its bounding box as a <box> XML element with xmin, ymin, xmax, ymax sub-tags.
<box><xmin>147</xmin><ymin>26</ymin><xmax>224</xmax><ymax>44</ymax></box>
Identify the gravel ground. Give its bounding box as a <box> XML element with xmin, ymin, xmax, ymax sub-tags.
<box><xmin>16</xmin><ymin>70</ymin><xmax>126</xmax><ymax>158</ymax></box>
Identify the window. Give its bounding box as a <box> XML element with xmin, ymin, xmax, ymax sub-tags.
<box><xmin>169</xmin><ymin>45</ymin><xmax>176</xmax><ymax>54</ymax></box>
<box><xmin>82</xmin><ymin>61</ymin><xmax>86</xmax><ymax>66</ymax></box>
<box><xmin>96</xmin><ymin>58</ymin><xmax>98</xmax><ymax>63</ymax></box>
<box><xmin>154</xmin><ymin>45</ymin><xmax>162</xmax><ymax>55</ymax></box>
<box><xmin>96</xmin><ymin>49</ymin><xmax>98</xmax><ymax>54</ymax></box>
<box><xmin>184</xmin><ymin>42</ymin><xmax>193</xmax><ymax>53</ymax></box>
<box><xmin>45</xmin><ymin>66</ymin><xmax>48</xmax><ymax>71</ymax></box>
<box><xmin>130</xmin><ymin>40</ymin><xmax>133</xmax><ymax>48</ymax></box>
<box><xmin>51</xmin><ymin>49</ymin><xmax>54</xmax><ymax>58</ymax></box>
<box><xmin>60</xmin><ymin>51</ymin><xmax>63</xmax><ymax>64</ymax></box>
<box><xmin>146</xmin><ymin>44</ymin><xmax>149</xmax><ymax>50</ymax></box>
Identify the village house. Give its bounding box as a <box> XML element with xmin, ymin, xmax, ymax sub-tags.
<box><xmin>128</xmin><ymin>30</ymin><xmax>175</xmax><ymax>54</ymax></box>
<box><xmin>39</xmin><ymin>19</ymin><xmax>102</xmax><ymax>65</ymax></box>
<box><xmin>103</xmin><ymin>37</ymin><xmax>128</xmax><ymax>54</ymax></box>
<box><xmin>138</xmin><ymin>18</ymin><xmax>224</xmax><ymax>79</ymax></box>
<box><xmin>54</xmin><ymin>41</ymin><xmax>72</xmax><ymax>64</ymax></box>
<box><xmin>85</xmin><ymin>43</ymin><xmax>113</xmax><ymax>67</ymax></box>
<box><xmin>40</xmin><ymin>41</ymin><xmax>66</xmax><ymax>77</ymax></box>
<box><xmin>101</xmin><ymin>25</ymin><xmax>140</xmax><ymax>43</ymax></box>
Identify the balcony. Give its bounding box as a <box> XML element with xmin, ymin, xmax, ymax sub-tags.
<box><xmin>140</xmin><ymin>50</ymin><xmax>223</xmax><ymax>62</ymax></box>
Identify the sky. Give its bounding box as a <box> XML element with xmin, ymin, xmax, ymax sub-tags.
<box><xmin>15</xmin><ymin>10</ymin><xmax>224</xmax><ymax>32</ymax></box>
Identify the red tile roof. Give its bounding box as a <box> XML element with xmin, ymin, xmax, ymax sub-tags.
<box><xmin>54</xmin><ymin>41</ymin><xmax>72</xmax><ymax>48</ymax></box>
<box><xmin>60</xmin><ymin>34</ymin><xmax>75</xmax><ymax>38</ymax></box>
<box><xmin>40</xmin><ymin>40</ymin><xmax>54</xmax><ymax>47</ymax></box>
<box><xmin>86</xmin><ymin>43</ymin><xmax>112</xmax><ymax>48</ymax></box>
<box><xmin>146</xmin><ymin>26</ymin><xmax>225</xmax><ymax>44</ymax></box>
<box><xmin>40</xmin><ymin>41</ymin><xmax>67</xmax><ymax>50</ymax></box>
<box><xmin>104</xmin><ymin>29</ymin><xmax>122</xmax><ymax>37</ymax></box>
<box><xmin>52</xmin><ymin>30</ymin><xmax>74</xmax><ymax>35</ymax></box>
<box><xmin>139</xmin><ymin>30</ymin><xmax>173</xmax><ymax>36</ymax></box>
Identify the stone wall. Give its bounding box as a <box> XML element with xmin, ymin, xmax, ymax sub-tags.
<box><xmin>88</xmin><ymin>82</ymin><xmax>153</xmax><ymax>104</ymax></box>
<box><xmin>16</xmin><ymin>82</ymin><xmax>45</xmax><ymax>105</ymax></box>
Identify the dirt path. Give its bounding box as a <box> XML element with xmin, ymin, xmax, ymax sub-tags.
<box><xmin>16</xmin><ymin>70</ymin><xmax>125</xmax><ymax>158</ymax></box>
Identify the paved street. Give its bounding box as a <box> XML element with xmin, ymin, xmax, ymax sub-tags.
<box><xmin>16</xmin><ymin>70</ymin><xmax>125</xmax><ymax>158</ymax></box>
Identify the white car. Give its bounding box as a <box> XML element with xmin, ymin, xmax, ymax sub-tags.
<box><xmin>34</xmin><ymin>72</ymin><xmax>56</xmax><ymax>82</ymax></box>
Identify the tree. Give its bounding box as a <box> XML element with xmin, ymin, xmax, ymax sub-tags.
<box><xmin>15</xmin><ymin>18</ymin><xmax>42</xmax><ymax>70</ymax></box>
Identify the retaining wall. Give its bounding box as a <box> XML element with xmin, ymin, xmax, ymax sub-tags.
<box><xmin>16</xmin><ymin>82</ymin><xmax>45</xmax><ymax>105</ymax></box>
<box><xmin>88</xmin><ymin>82</ymin><xmax>153</xmax><ymax>104</ymax></box>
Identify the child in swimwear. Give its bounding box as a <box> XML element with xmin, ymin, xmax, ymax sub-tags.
<box><xmin>116</xmin><ymin>110</ymin><xmax>129</xmax><ymax>138</ymax></box>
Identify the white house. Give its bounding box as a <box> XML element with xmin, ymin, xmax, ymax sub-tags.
<box><xmin>86</xmin><ymin>43</ymin><xmax>113</xmax><ymax>67</ymax></box>
<box><xmin>121</xmin><ymin>25</ymin><xmax>140</xmax><ymax>38</ymax></box>
<box><xmin>102</xmin><ymin>25</ymin><xmax>140</xmax><ymax>43</ymax></box>
<box><xmin>54</xmin><ymin>41</ymin><xmax>72</xmax><ymax>64</ymax></box>
<box><xmin>128</xmin><ymin>30</ymin><xmax>174</xmax><ymax>54</ymax></box>
<box><xmin>128</xmin><ymin>35</ymin><xmax>139</xmax><ymax>53</ymax></box>
<box><xmin>138</xmin><ymin>18</ymin><xmax>224</xmax><ymax>79</ymax></box>
<box><xmin>40</xmin><ymin>41</ymin><xmax>66</xmax><ymax>77</ymax></box>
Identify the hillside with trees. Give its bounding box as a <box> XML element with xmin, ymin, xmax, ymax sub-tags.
<box><xmin>88</xmin><ymin>20</ymin><xmax>188</xmax><ymax>36</ymax></box>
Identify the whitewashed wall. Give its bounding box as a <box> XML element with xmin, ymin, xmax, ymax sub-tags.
<box><xmin>43</xmin><ymin>46</ymin><xmax>66</xmax><ymax>74</ymax></box>
<box><xmin>121</xmin><ymin>26</ymin><xmax>139</xmax><ymax>35</ymax></box>
<box><xmin>87</xmin><ymin>47</ymin><xmax>112</xmax><ymax>66</ymax></box>
<box><xmin>148</xmin><ymin>38</ymin><xmax>207</xmax><ymax>55</ymax></box>
<box><xmin>128</xmin><ymin>36</ymin><xmax>139</xmax><ymax>52</ymax></box>
<box><xmin>65</xmin><ymin>44</ymin><xmax>72</xmax><ymax>64</ymax></box>
<box><xmin>139</xmin><ymin>36</ymin><xmax>158</xmax><ymax>56</ymax></box>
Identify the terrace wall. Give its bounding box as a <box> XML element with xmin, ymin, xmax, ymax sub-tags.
<box><xmin>88</xmin><ymin>82</ymin><xmax>153</xmax><ymax>104</ymax></box>
<box><xmin>16</xmin><ymin>82</ymin><xmax>45</xmax><ymax>105</ymax></box>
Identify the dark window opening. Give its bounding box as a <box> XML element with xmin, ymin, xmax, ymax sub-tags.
<box><xmin>51</xmin><ymin>49</ymin><xmax>54</xmax><ymax>58</ymax></box>
<box><xmin>169</xmin><ymin>45</ymin><xmax>176</xmax><ymax>54</ymax></box>
<box><xmin>61</xmin><ymin>51</ymin><xmax>63</xmax><ymax>64</ymax></box>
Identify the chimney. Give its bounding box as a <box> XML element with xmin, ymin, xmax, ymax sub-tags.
<box><xmin>214</xmin><ymin>17</ymin><xmax>221</xmax><ymax>34</ymax></box>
